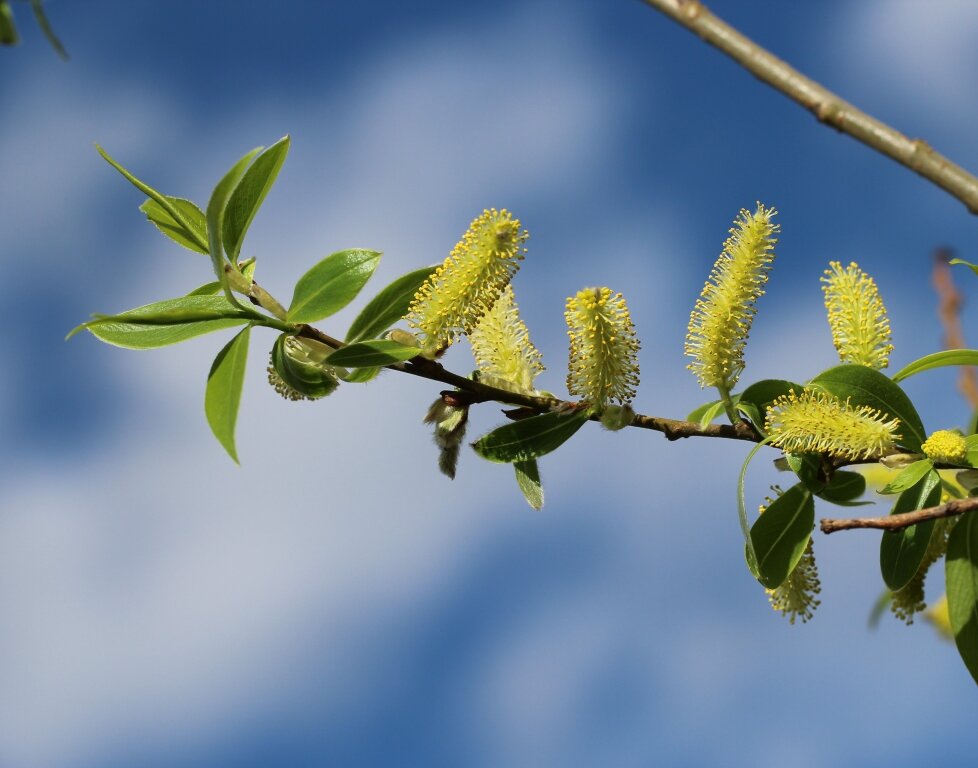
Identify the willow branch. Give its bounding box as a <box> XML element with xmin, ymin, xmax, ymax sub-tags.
<box><xmin>821</xmin><ymin>495</ymin><xmax>978</xmax><ymax>534</ymax></box>
<box><xmin>640</xmin><ymin>0</ymin><xmax>978</xmax><ymax>215</ymax></box>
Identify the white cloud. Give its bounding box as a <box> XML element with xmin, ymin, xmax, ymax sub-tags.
<box><xmin>0</xmin><ymin>4</ymin><xmax>641</xmax><ymax>766</ymax></box>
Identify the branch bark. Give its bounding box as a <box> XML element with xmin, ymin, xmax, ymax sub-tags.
<box><xmin>820</xmin><ymin>495</ymin><xmax>978</xmax><ymax>534</ymax></box>
<box><xmin>640</xmin><ymin>0</ymin><xmax>978</xmax><ymax>215</ymax></box>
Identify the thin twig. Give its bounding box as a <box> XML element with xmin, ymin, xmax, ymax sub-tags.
<box><xmin>640</xmin><ymin>0</ymin><xmax>978</xmax><ymax>215</ymax></box>
<box><xmin>821</xmin><ymin>496</ymin><xmax>978</xmax><ymax>534</ymax></box>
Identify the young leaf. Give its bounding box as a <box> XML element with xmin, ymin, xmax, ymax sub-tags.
<box><xmin>206</xmin><ymin>146</ymin><xmax>263</xmax><ymax>292</ymax></box>
<box><xmin>891</xmin><ymin>349</ymin><xmax>978</xmax><ymax>384</ymax></box>
<box><xmin>688</xmin><ymin>399</ymin><xmax>726</xmax><ymax>429</ymax></box>
<box><xmin>222</xmin><ymin>135</ymin><xmax>290</xmax><ymax>263</ymax></box>
<box><xmin>325</xmin><ymin>339</ymin><xmax>420</xmax><ymax>368</ymax></box>
<box><xmin>96</xmin><ymin>145</ymin><xmax>208</xmax><ymax>252</ymax></box>
<box><xmin>817</xmin><ymin>470</ymin><xmax>867</xmax><ymax>505</ymax></box>
<box><xmin>472</xmin><ymin>411</ymin><xmax>588</xmax><ymax>463</ymax></box>
<box><xmin>946</xmin><ymin>510</ymin><xmax>978</xmax><ymax>686</ymax></box>
<box><xmin>514</xmin><ymin>460</ymin><xmax>544</xmax><ymax>510</ymax></box>
<box><xmin>287</xmin><ymin>249</ymin><xmax>382</xmax><ymax>324</ymax></box>
<box><xmin>186</xmin><ymin>281</ymin><xmax>222</xmax><ymax>296</ymax></box>
<box><xmin>0</xmin><ymin>2</ymin><xmax>18</xmax><ymax>45</ymax></box>
<box><xmin>73</xmin><ymin>295</ymin><xmax>258</xmax><ymax>349</ymax></box>
<box><xmin>880</xmin><ymin>469</ymin><xmax>941</xmax><ymax>591</ymax></box>
<box><xmin>738</xmin><ymin>438</ymin><xmax>772</xmax><ymax>579</ymax></box>
<box><xmin>140</xmin><ymin>196</ymin><xmax>209</xmax><ymax>254</ymax></box>
<box><xmin>877</xmin><ymin>459</ymin><xmax>934</xmax><ymax>495</ymax></box>
<box><xmin>338</xmin><ymin>366</ymin><xmax>382</xmax><ymax>384</ymax></box>
<box><xmin>749</xmin><ymin>482</ymin><xmax>815</xmax><ymax>589</ymax></box>
<box><xmin>29</xmin><ymin>0</ymin><xmax>67</xmax><ymax>59</ymax></box>
<box><xmin>205</xmin><ymin>326</ymin><xmax>251</xmax><ymax>463</ymax></box>
<box><xmin>345</xmin><ymin>265</ymin><xmax>438</xmax><ymax>344</ymax></box>
<box><xmin>809</xmin><ymin>364</ymin><xmax>926</xmax><ymax>452</ymax></box>
<box><xmin>738</xmin><ymin>378</ymin><xmax>802</xmax><ymax>433</ymax></box>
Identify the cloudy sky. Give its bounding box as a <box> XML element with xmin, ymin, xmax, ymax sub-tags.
<box><xmin>2</xmin><ymin>1</ymin><xmax>977</xmax><ymax>766</ymax></box>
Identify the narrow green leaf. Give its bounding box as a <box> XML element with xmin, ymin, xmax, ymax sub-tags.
<box><xmin>223</xmin><ymin>136</ymin><xmax>290</xmax><ymax>263</ymax></box>
<box><xmin>205</xmin><ymin>326</ymin><xmax>251</xmax><ymax>463</ymax></box>
<box><xmin>809</xmin><ymin>364</ymin><xmax>926</xmax><ymax>452</ymax></box>
<box><xmin>472</xmin><ymin>411</ymin><xmax>588</xmax><ymax>463</ymax></box>
<box><xmin>206</xmin><ymin>146</ymin><xmax>262</xmax><ymax>298</ymax></box>
<box><xmin>186</xmin><ymin>281</ymin><xmax>222</xmax><ymax>296</ymax></box>
<box><xmin>29</xmin><ymin>0</ymin><xmax>66</xmax><ymax>59</ymax></box>
<box><xmin>737</xmin><ymin>438</ymin><xmax>772</xmax><ymax>579</ymax></box>
<box><xmin>877</xmin><ymin>459</ymin><xmax>934</xmax><ymax>495</ymax></box>
<box><xmin>339</xmin><ymin>367</ymin><xmax>382</xmax><ymax>384</ymax></box>
<box><xmin>514</xmin><ymin>460</ymin><xmax>544</xmax><ymax>510</ymax></box>
<box><xmin>96</xmin><ymin>145</ymin><xmax>209</xmax><ymax>253</ymax></box>
<box><xmin>946</xmin><ymin>510</ymin><xmax>978</xmax><ymax>686</ymax></box>
<box><xmin>817</xmin><ymin>471</ymin><xmax>867</xmax><ymax>505</ymax></box>
<box><xmin>0</xmin><ymin>2</ymin><xmax>18</xmax><ymax>45</ymax></box>
<box><xmin>140</xmin><ymin>197</ymin><xmax>208</xmax><ymax>254</ymax></box>
<box><xmin>891</xmin><ymin>349</ymin><xmax>978</xmax><ymax>384</ymax></box>
<box><xmin>949</xmin><ymin>258</ymin><xmax>978</xmax><ymax>276</ymax></box>
<box><xmin>345</xmin><ymin>265</ymin><xmax>438</xmax><ymax>343</ymax></box>
<box><xmin>738</xmin><ymin>379</ymin><xmax>801</xmax><ymax>433</ymax></box>
<box><xmin>73</xmin><ymin>295</ymin><xmax>258</xmax><ymax>349</ymax></box>
<box><xmin>325</xmin><ymin>339</ymin><xmax>419</xmax><ymax>368</ymax></box>
<box><xmin>880</xmin><ymin>469</ymin><xmax>941</xmax><ymax>591</ymax></box>
<box><xmin>749</xmin><ymin>483</ymin><xmax>814</xmax><ymax>589</ymax></box>
<box><xmin>688</xmin><ymin>399</ymin><xmax>725</xmax><ymax>429</ymax></box>
<box><xmin>288</xmin><ymin>249</ymin><xmax>382</xmax><ymax>324</ymax></box>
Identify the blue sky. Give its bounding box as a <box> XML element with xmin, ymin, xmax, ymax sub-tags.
<box><xmin>2</xmin><ymin>1</ymin><xmax>977</xmax><ymax>766</ymax></box>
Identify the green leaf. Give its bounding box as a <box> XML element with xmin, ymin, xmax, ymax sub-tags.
<box><xmin>222</xmin><ymin>136</ymin><xmax>290</xmax><ymax>264</ymax></box>
<box><xmin>877</xmin><ymin>459</ymin><xmax>934</xmax><ymax>495</ymax></box>
<box><xmin>738</xmin><ymin>379</ymin><xmax>801</xmax><ymax>433</ymax></box>
<box><xmin>186</xmin><ymin>281</ymin><xmax>222</xmax><ymax>296</ymax></box>
<box><xmin>288</xmin><ymin>249</ymin><xmax>382</xmax><ymax>324</ymax></box>
<box><xmin>809</xmin><ymin>364</ymin><xmax>926</xmax><ymax>452</ymax></box>
<box><xmin>891</xmin><ymin>349</ymin><xmax>978</xmax><ymax>384</ymax></box>
<box><xmin>73</xmin><ymin>295</ymin><xmax>258</xmax><ymax>349</ymax></box>
<box><xmin>817</xmin><ymin>471</ymin><xmax>867</xmax><ymax>505</ymax></box>
<box><xmin>29</xmin><ymin>0</ymin><xmax>67</xmax><ymax>59</ymax></box>
<box><xmin>339</xmin><ymin>367</ymin><xmax>382</xmax><ymax>384</ymax></box>
<box><xmin>205</xmin><ymin>326</ymin><xmax>251</xmax><ymax>463</ymax></box>
<box><xmin>749</xmin><ymin>482</ymin><xmax>814</xmax><ymax>589</ymax></box>
<box><xmin>472</xmin><ymin>411</ymin><xmax>588</xmax><ymax>463</ymax></box>
<box><xmin>325</xmin><ymin>339</ymin><xmax>419</xmax><ymax>368</ymax></box>
<box><xmin>270</xmin><ymin>334</ymin><xmax>340</xmax><ymax>400</ymax></box>
<box><xmin>140</xmin><ymin>197</ymin><xmax>209</xmax><ymax>254</ymax></box>
<box><xmin>345</xmin><ymin>265</ymin><xmax>437</xmax><ymax>344</ymax></box>
<box><xmin>688</xmin><ymin>399</ymin><xmax>725</xmax><ymax>429</ymax></box>
<box><xmin>96</xmin><ymin>145</ymin><xmax>209</xmax><ymax>253</ymax></box>
<box><xmin>0</xmin><ymin>2</ymin><xmax>18</xmax><ymax>45</ymax></box>
<box><xmin>785</xmin><ymin>452</ymin><xmax>825</xmax><ymax>493</ymax></box>
<box><xmin>946</xmin><ymin>509</ymin><xmax>978</xmax><ymax>686</ymax></box>
<box><xmin>950</xmin><ymin>258</ymin><xmax>978</xmax><ymax>276</ymax></box>
<box><xmin>880</xmin><ymin>469</ymin><xmax>941</xmax><ymax>591</ymax></box>
<box><xmin>207</xmin><ymin>146</ymin><xmax>262</xmax><ymax>300</ymax></box>
<box><xmin>514</xmin><ymin>460</ymin><xmax>544</xmax><ymax>510</ymax></box>
<box><xmin>737</xmin><ymin>438</ymin><xmax>772</xmax><ymax>579</ymax></box>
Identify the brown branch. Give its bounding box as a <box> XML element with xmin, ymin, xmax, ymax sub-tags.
<box><xmin>821</xmin><ymin>496</ymin><xmax>978</xmax><ymax>534</ymax></box>
<box><xmin>932</xmin><ymin>248</ymin><xmax>978</xmax><ymax>407</ymax></box>
<box><xmin>640</xmin><ymin>0</ymin><xmax>978</xmax><ymax>216</ymax></box>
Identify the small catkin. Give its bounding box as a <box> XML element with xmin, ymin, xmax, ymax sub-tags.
<box><xmin>821</xmin><ymin>261</ymin><xmax>893</xmax><ymax>369</ymax></box>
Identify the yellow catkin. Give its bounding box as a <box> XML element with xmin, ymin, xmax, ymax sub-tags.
<box><xmin>821</xmin><ymin>261</ymin><xmax>893</xmax><ymax>369</ymax></box>
<box><xmin>766</xmin><ymin>541</ymin><xmax>822</xmax><ymax>624</ymax></box>
<box><xmin>468</xmin><ymin>284</ymin><xmax>544</xmax><ymax>395</ymax></box>
<box><xmin>765</xmin><ymin>389</ymin><xmax>901</xmax><ymax>460</ymax></box>
<box><xmin>921</xmin><ymin>430</ymin><xmax>968</xmax><ymax>465</ymax></box>
<box><xmin>685</xmin><ymin>204</ymin><xmax>779</xmax><ymax>392</ymax></box>
<box><xmin>565</xmin><ymin>287</ymin><xmax>640</xmax><ymax>409</ymax></box>
<box><xmin>407</xmin><ymin>208</ymin><xmax>528</xmax><ymax>357</ymax></box>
